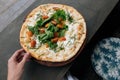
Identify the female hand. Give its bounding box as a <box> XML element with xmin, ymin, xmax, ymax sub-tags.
<box><xmin>7</xmin><ymin>49</ymin><xmax>30</xmax><ymax>80</ymax></box>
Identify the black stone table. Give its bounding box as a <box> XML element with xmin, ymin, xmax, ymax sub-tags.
<box><xmin>0</xmin><ymin>0</ymin><xmax>118</xmax><ymax>80</ymax></box>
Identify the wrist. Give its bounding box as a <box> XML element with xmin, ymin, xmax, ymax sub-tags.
<box><xmin>7</xmin><ymin>74</ymin><xmax>21</xmax><ymax>80</ymax></box>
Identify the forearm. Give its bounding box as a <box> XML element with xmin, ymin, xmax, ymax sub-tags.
<box><xmin>7</xmin><ymin>72</ymin><xmax>21</xmax><ymax>80</ymax></box>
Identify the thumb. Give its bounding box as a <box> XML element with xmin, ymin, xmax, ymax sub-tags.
<box><xmin>20</xmin><ymin>53</ymin><xmax>30</xmax><ymax>65</ymax></box>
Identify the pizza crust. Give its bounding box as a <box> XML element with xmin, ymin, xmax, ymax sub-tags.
<box><xmin>20</xmin><ymin>4</ymin><xmax>86</xmax><ymax>66</ymax></box>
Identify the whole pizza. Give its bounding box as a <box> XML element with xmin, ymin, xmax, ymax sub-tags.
<box><xmin>20</xmin><ymin>4</ymin><xmax>86</xmax><ymax>66</ymax></box>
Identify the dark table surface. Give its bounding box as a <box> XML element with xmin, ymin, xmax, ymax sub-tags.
<box><xmin>70</xmin><ymin>2</ymin><xmax>120</xmax><ymax>80</ymax></box>
<box><xmin>0</xmin><ymin>0</ymin><xmax>118</xmax><ymax>80</ymax></box>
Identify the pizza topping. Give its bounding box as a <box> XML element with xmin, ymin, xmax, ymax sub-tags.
<box><xmin>67</xmin><ymin>13</ymin><xmax>73</xmax><ymax>23</ymax></box>
<box><xmin>51</xmin><ymin>37</ymin><xmax>58</xmax><ymax>43</ymax></box>
<box><xmin>27</xmin><ymin>31</ymin><xmax>33</xmax><ymax>37</ymax></box>
<box><xmin>54</xmin><ymin>32</ymin><xmax>59</xmax><ymax>37</ymax></box>
<box><xmin>53</xmin><ymin>7</ymin><xmax>60</xmax><ymax>11</ymax></box>
<box><xmin>59</xmin><ymin>26</ymin><xmax>68</xmax><ymax>37</ymax></box>
<box><xmin>39</xmin><ymin>28</ymin><xmax>45</xmax><ymax>33</ymax></box>
<box><xmin>36</xmin><ymin>16</ymin><xmax>52</xmax><ymax>27</ymax></box>
<box><xmin>45</xmin><ymin>23</ymin><xmax>49</xmax><ymax>28</ymax></box>
<box><xmin>51</xmin><ymin>20</ymin><xmax>57</xmax><ymax>25</ymax></box>
<box><xmin>36</xmin><ymin>13</ymin><xmax>41</xmax><ymax>20</ymax></box>
<box><xmin>27</xmin><ymin>9</ymin><xmax>73</xmax><ymax>51</ymax></box>
<box><xmin>28</xmin><ymin>26</ymin><xmax>39</xmax><ymax>35</ymax></box>
<box><xmin>47</xmin><ymin>41</ymin><xmax>58</xmax><ymax>50</ymax></box>
<box><xmin>56</xmin><ymin>24</ymin><xmax>63</xmax><ymax>28</ymax></box>
<box><xmin>58</xmin><ymin>37</ymin><xmax>66</xmax><ymax>41</ymax></box>
<box><xmin>52</xmin><ymin>10</ymin><xmax>66</xmax><ymax>22</ymax></box>
<box><xmin>42</xmin><ymin>15</ymin><xmax>49</xmax><ymax>19</ymax></box>
<box><xmin>30</xmin><ymin>40</ymin><xmax>36</xmax><ymax>47</ymax></box>
<box><xmin>45</xmin><ymin>43</ymin><xmax>49</xmax><ymax>48</ymax></box>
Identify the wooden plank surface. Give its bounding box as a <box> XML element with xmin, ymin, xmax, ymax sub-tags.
<box><xmin>0</xmin><ymin>0</ymin><xmax>18</xmax><ymax>13</ymax></box>
<box><xmin>0</xmin><ymin>0</ymin><xmax>36</xmax><ymax>32</ymax></box>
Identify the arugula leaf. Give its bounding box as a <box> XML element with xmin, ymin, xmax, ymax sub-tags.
<box><xmin>58</xmin><ymin>25</ymin><xmax>68</xmax><ymax>37</ymax></box>
<box><xmin>36</xmin><ymin>13</ymin><xmax>41</xmax><ymax>20</ymax></box>
<box><xmin>47</xmin><ymin>41</ymin><xmax>58</xmax><ymax>50</ymax></box>
<box><xmin>28</xmin><ymin>26</ymin><xmax>39</xmax><ymax>35</ymax></box>
<box><xmin>28</xmin><ymin>9</ymin><xmax>69</xmax><ymax>52</ymax></box>
<box><xmin>35</xmin><ymin>16</ymin><xmax>52</xmax><ymax>27</ymax></box>
<box><xmin>56</xmin><ymin>46</ymin><xmax>64</xmax><ymax>52</ymax></box>
<box><xmin>28</xmin><ymin>26</ymin><xmax>34</xmax><ymax>33</ymax></box>
<box><xmin>67</xmin><ymin>13</ymin><xmax>73</xmax><ymax>23</ymax></box>
<box><xmin>54</xmin><ymin>26</ymin><xmax>59</xmax><ymax>32</ymax></box>
<box><xmin>59</xmin><ymin>47</ymin><xmax>64</xmax><ymax>50</ymax></box>
<box><xmin>38</xmin><ymin>30</ymin><xmax>54</xmax><ymax>42</ymax></box>
<box><xmin>47</xmin><ymin>23</ymin><xmax>54</xmax><ymax>32</ymax></box>
<box><xmin>63</xmin><ymin>25</ymin><xmax>68</xmax><ymax>30</ymax></box>
<box><xmin>41</xmin><ymin>16</ymin><xmax>52</xmax><ymax>26</ymax></box>
<box><xmin>38</xmin><ymin>34</ymin><xmax>47</xmax><ymax>43</ymax></box>
<box><xmin>47</xmin><ymin>23</ymin><xmax>59</xmax><ymax>32</ymax></box>
<box><xmin>34</xmin><ymin>26</ymin><xmax>39</xmax><ymax>35</ymax></box>
<box><xmin>36</xmin><ymin>18</ymin><xmax>43</xmax><ymax>27</ymax></box>
<box><xmin>39</xmin><ymin>34</ymin><xmax>47</xmax><ymax>40</ymax></box>
<box><xmin>59</xmin><ymin>29</ymin><xmax>66</xmax><ymax>37</ymax></box>
<box><xmin>46</xmin><ymin>30</ymin><xmax>54</xmax><ymax>38</ymax></box>
<box><xmin>53</xmin><ymin>10</ymin><xmax>66</xmax><ymax>22</ymax></box>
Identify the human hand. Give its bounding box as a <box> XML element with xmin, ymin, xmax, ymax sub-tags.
<box><xmin>7</xmin><ymin>49</ymin><xmax>31</xmax><ymax>80</ymax></box>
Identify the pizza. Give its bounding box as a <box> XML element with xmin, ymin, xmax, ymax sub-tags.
<box><xmin>20</xmin><ymin>4</ymin><xmax>86</xmax><ymax>66</ymax></box>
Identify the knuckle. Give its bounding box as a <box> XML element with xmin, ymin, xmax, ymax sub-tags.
<box><xmin>8</xmin><ymin>58</ymin><xmax>12</xmax><ymax>63</ymax></box>
<box><xmin>15</xmin><ymin>50</ymin><xmax>19</xmax><ymax>53</ymax></box>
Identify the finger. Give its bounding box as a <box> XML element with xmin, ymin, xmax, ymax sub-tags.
<box><xmin>17</xmin><ymin>53</ymin><xmax>24</xmax><ymax>60</ymax></box>
<box><xmin>20</xmin><ymin>53</ymin><xmax>30</xmax><ymax>65</ymax></box>
<box><xmin>18</xmin><ymin>54</ymin><xmax>31</xmax><ymax>62</ymax></box>
<box><xmin>17</xmin><ymin>53</ymin><xmax>31</xmax><ymax>62</ymax></box>
<box><xmin>11</xmin><ymin>49</ymin><xmax>25</xmax><ymax>59</ymax></box>
<box><xmin>27</xmin><ymin>54</ymin><xmax>32</xmax><ymax>61</ymax></box>
<box><xmin>17</xmin><ymin>53</ymin><xmax>24</xmax><ymax>62</ymax></box>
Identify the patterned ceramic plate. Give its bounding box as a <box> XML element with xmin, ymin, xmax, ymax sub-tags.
<box><xmin>91</xmin><ymin>37</ymin><xmax>120</xmax><ymax>80</ymax></box>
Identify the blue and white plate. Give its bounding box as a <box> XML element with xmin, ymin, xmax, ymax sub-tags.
<box><xmin>91</xmin><ymin>37</ymin><xmax>120</xmax><ymax>80</ymax></box>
